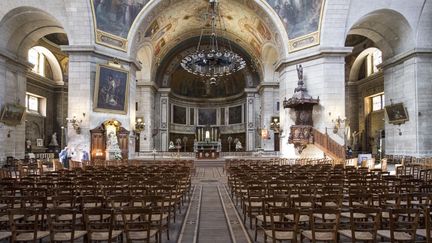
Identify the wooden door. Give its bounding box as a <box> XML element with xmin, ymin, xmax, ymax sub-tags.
<box><xmin>90</xmin><ymin>126</ymin><xmax>106</xmax><ymax>160</ymax></box>
<box><xmin>118</xmin><ymin>127</ymin><xmax>130</xmax><ymax>159</ymax></box>
<box><xmin>274</xmin><ymin>133</ymin><xmax>280</xmax><ymax>151</ymax></box>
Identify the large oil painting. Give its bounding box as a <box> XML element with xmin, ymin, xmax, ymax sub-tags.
<box><xmin>385</xmin><ymin>103</ymin><xmax>409</xmax><ymax>125</ymax></box>
<box><xmin>91</xmin><ymin>0</ymin><xmax>150</xmax><ymax>51</ymax></box>
<box><xmin>266</xmin><ymin>0</ymin><xmax>325</xmax><ymax>52</ymax></box>
<box><xmin>198</xmin><ymin>109</ymin><xmax>217</xmax><ymax>126</ymax></box>
<box><xmin>0</xmin><ymin>103</ymin><xmax>26</xmax><ymax>126</ymax></box>
<box><xmin>229</xmin><ymin>106</ymin><xmax>243</xmax><ymax>124</ymax></box>
<box><xmin>94</xmin><ymin>64</ymin><xmax>129</xmax><ymax>114</ymax></box>
<box><xmin>173</xmin><ymin>105</ymin><xmax>187</xmax><ymax>125</ymax></box>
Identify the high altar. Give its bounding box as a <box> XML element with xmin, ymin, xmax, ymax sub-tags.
<box><xmin>194</xmin><ymin>126</ymin><xmax>221</xmax><ymax>159</ymax></box>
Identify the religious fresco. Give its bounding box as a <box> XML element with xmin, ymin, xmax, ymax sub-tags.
<box><xmin>266</xmin><ymin>0</ymin><xmax>325</xmax><ymax>52</ymax></box>
<box><xmin>229</xmin><ymin>105</ymin><xmax>243</xmax><ymax>124</ymax></box>
<box><xmin>198</xmin><ymin>109</ymin><xmax>217</xmax><ymax>126</ymax></box>
<box><xmin>91</xmin><ymin>0</ymin><xmax>151</xmax><ymax>51</ymax></box>
<box><xmin>173</xmin><ymin>105</ymin><xmax>187</xmax><ymax>125</ymax></box>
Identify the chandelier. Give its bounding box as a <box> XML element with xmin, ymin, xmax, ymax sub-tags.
<box><xmin>180</xmin><ymin>0</ymin><xmax>246</xmax><ymax>80</ymax></box>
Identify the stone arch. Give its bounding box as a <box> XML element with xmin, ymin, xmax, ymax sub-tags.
<box><xmin>346</xmin><ymin>9</ymin><xmax>414</xmax><ymax>59</ymax></box>
<box><xmin>261</xmin><ymin>43</ymin><xmax>279</xmax><ymax>82</ymax></box>
<box><xmin>136</xmin><ymin>43</ymin><xmax>154</xmax><ymax>83</ymax></box>
<box><xmin>127</xmin><ymin>0</ymin><xmax>290</xmax><ymax>61</ymax></box>
<box><xmin>30</xmin><ymin>46</ymin><xmax>64</xmax><ymax>83</ymax></box>
<box><xmin>415</xmin><ymin>0</ymin><xmax>432</xmax><ymax>49</ymax></box>
<box><xmin>0</xmin><ymin>6</ymin><xmax>69</xmax><ymax>60</ymax></box>
<box><xmin>348</xmin><ymin>47</ymin><xmax>381</xmax><ymax>82</ymax></box>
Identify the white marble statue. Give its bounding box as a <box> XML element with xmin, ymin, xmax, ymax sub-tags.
<box><xmin>49</xmin><ymin>132</ymin><xmax>59</xmax><ymax>147</ymax></box>
<box><xmin>107</xmin><ymin>131</ymin><xmax>122</xmax><ymax>160</ymax></box>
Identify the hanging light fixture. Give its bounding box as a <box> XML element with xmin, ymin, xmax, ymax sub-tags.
<box><xmin>180</xmin><ymin>0</ymin><xmax>246</xmax><ymax>80</ymax></box>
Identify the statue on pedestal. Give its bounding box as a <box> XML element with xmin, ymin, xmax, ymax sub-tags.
<box><xmin>49</xmin><ymin>132</ymin><xmax>59</xmax><ymax>147</ymax></box>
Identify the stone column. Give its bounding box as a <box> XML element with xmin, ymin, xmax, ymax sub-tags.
<box><xmin>0</xmin><ymin>56</ymin><xmax>28</xmax><ymax>164</ymax></box>
<box><xmin>258</xmin><ymin>82</ymin><xmax>279</xmax><ymax>151</ymax></box>
<box><xmin>277</xmin><ymin>48</ymin><xmax>351</xmax><ymax>158</ymax></box>
<box><xmin>383</xmin><ymin>52</ymin><xmax>432</xmax><ymax>157</ymax></box>
<box><xmin>136</xmin><ymin>81</ymin><xmax>157</xmax><ymax>151</ymax></box>
<box><xmin>245</xmin><ymin>89</ymin><xmax>256</xmax><ymax>151</ymax></box>
<box><xmin>158</xmin><ymin>88</ymin><xmax>170</xmax><ymax>151</ymax></box>
<box><xmin>62</xmin><ymin>46</ymin><xmax>137</xmax><ymax>160</ymax></box>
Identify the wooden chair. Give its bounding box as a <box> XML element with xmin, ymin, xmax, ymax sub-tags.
<box><xmin>83</xmin><ymin>207</ymin><xmax>122</xmax><ymax>242</ymax></box>
<box><xmin>377</xmin><ymin>208</ymin><xmax>420</xmax><ymax>242</ymax></box>
<box><xmin>265</xmin><ymin>207</ymin><xmax>300</xmax><ymax>243</ymax></box>
<box><xmin>254</xmin><ymin>195</ymin><xmax>289</xmax><ymax>241</ymax></box>
<box><xmin>8</xmin><ymin>208</ymin><xmax>49</xmax><ymax>242</ymax></box>
<box><xmin>301</xmin><ymin>208</ymin><xmax>341</xmax><ymax>243</ymax></box>
<box><xmin>416</xmin><ymin>205</ymin><xmax>431</xmax><ymax>242</ymax></box>
<box><xmin>338</xmin><ymin>207</ymin><xmax>381</xmax><ymax>242</ymax></box>
<box><xmin>46</xmin><ymin>208</ymin><xmax>87</xmax><ymax>242</ymax></box>
<box><xmin>121</xmin><ymin>207</ymin><xmax>159</xmax><ymax>243</ymax></box>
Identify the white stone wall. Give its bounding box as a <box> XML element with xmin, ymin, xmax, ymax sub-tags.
<box><xmin>136</xmin><ymin>82</ymin><xmax>156</xmax><ymax>152</ymax></box>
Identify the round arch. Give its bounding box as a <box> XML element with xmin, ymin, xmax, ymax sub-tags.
<box><xmin>0</xmin><ymin>6</ymin><xmax>69</xmax><ymax>60</ymax></box>
<box><xmin>346</xmin><ymin>9</ymin><xmax>413</xmax><ymax>59</ymax></box>
<box><xmin>30</xmin><ymin>46</ymin><xmax>64</xmax><ymax>83</ymax></box>
<box><xmin>348</xmin><ymin>47</ymin><xmax>381</xmax><ymax>82</ymax></box>
<box><xmin>127</xmin><ymin>0</ymin><xmax>290</xmax><ymax>61</ymax></box>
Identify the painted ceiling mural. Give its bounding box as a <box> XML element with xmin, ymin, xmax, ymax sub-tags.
<box><xmin>91</xmin><ymin>0</ymin><xmax>151</xmax><ymax>51</ymax></box>
<box><xmin>265</xmin><ymin>0</ymin><xmax>325</xmax><ymax>52</ymax></box>
<box><xmin>90</xmin><ymin>0</ymin><xmax>324</xmax><ymax>54</ymax></box>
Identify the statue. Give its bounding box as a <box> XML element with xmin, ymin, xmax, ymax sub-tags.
<box><xmin>235</xmin><ymin>140</ymin><xmax>243</xmax><ymax>152</ymax></box>
<box><xmin>107</xmin><ymin>131</ymin><xmax>119</xmax><ymax>148</ymax></box>
<box><xmin>296</xmin><ymin>64</ymin><xmax>303</xmax><ymax>81</ymax></box>
<box><xmin>49</xmin><ymin>132</ymin><xmax>59</xmax><ymax>147</ymax></box>
<box><xmin>25</xmin><ymin>139</ymin><xmax>32</xmax><ymax>152</ymax></box>
<box><xmin>106</xmin><ymin>131</ymin><xmax>122</xmax><ymax>160</ymax></box>
<box><xmin>169</xmin><ymin>141</ymin><xmax>175</xmax><ymax>150</ymax></box>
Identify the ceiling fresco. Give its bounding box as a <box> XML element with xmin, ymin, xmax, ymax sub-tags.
<box><xmin>90</xmin><ymin>0</ymin><xmax>325</xmax><ymax>57</ymax></box>
<box><xmin>132</xmin><ymin>0</ymin><xmax>281</xmax><ymax>62</ymax></box>
<box><xmin>91</xmin><ymin>0</ymin><xmax>152</xmax><ymax>51</ymax></box>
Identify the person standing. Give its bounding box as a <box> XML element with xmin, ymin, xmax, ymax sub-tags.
<box><xmin>59</xmin><ymin>146</ymin><xmax>69</xmax><ymax>169</ymax></box>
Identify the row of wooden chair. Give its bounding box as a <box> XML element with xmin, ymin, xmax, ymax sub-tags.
<box><xmin>227</xmin><ymin>162</ymin><xmax>432</xmax><ymax>242</ymax></box>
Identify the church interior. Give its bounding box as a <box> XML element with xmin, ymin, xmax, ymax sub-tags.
<box><xmin>0</xmin><ymin>0</ymin><xmax>431</xmax><ymax>242</ymax></box>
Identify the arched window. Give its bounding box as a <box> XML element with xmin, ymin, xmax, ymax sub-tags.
<box><xmin>28</xmin><ymin>47</ymin><xmax>45</xmax><ymax>76</ymax></box>
<box><xmin>366</xmin><ymin>48</ymin><xmax>382</xmax><ymax>76</ymax></box>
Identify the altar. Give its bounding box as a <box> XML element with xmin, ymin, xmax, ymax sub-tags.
<box><xmin>194</xmin><ymin>126</ymin><xmax>221</xmax><ymax>159</ymax></box>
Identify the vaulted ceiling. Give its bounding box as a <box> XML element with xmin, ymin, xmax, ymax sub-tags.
<box><xmin>133</xmin><ymin>0</ymin><xmax>282</xmax><ymax>63</ymax></box>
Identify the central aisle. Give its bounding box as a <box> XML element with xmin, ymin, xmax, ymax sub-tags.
<box><xmin>177</xmin><ymin>167</ymin><xmax>252</xmax><ymax>243</ymax></box>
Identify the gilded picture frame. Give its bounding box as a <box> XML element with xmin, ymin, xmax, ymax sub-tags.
<box><xmin>0</xmin><ymin>103</ymin><xmax>26</xmax><ymax>126</ymax></box>
<box><xmin>93</xmin><ymin>64</ymin><xmax>130</xmax><ymax>115</ymax></box>
<box><xmin>384</xmin><ymin>103</ymin><xmax>409</xmax><ymax>125</ymax></box>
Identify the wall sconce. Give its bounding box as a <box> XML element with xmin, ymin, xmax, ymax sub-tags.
<box><xmin>397</xmin><ymin>128</ymin><xmax>402</xmax><ymax>136</ymax></box>
<box><xmin>331</xmin><ymin>116</ymin><xmax>346</xmax><ymax>134</ymax></box>
<box><xmin>261</xmin><ymin>129</ymin><xmax>270</xmax><ymax>140</ymax></box>
<box><xmin>270</xmin><ymin>116</ymin><xmax>281</xmax><ymax>133</ymax></box>
<box><xmin>7</xmin><ymin>130</ymin><xmax>11</xmax><ymax>138</ymax></box>
<box><xmin>66</xmin><ymin>113</ymin><xmax>85</xmax><ymax>134</ymax></box>
<box><xmin>135</xmin><ymin>117</ymin><xmax>145</xmax><ymax>133</ymax></box>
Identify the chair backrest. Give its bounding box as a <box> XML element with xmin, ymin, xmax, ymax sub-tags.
<box><xmin>121</xmin><ymin>207</ymin><xmax>153</xmax><ymax>240</ymax></box>
<box><xmin>84</xmin><ymin>207</ymin><xmax>115</xmax><ymax>241</ymax></box>
<box><xmin>47</xmin><ymin>208</ymin><xmax>79</xmax><ymax>243</ymax></box>
<box><xmin>349</xmin><ymin>207</ymin><xmax>381</xmax><ymax>243</ymax></box>
<box><xmin>309</xmin><ymin>208</ymin><xmax>340</xmax><ymax>242</ymax></box>
<box><xmin>269</xmin><ymin>207</ymin><xmax>300</xmax><ymax>242</ymax></box>
<box><xmin>388</xmin><ymin>208</ymin><xmax>420</xmax><ymax>242</ymax></box>
<box><xmin>8</xmin><ymin>208</ymin><xmax>43</xmax><ymax>242</ymax></box>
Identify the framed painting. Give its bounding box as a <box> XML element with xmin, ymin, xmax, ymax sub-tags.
<box><xmin>0</xmin><ymin>103</ymin><xmax>26</xmax><ymax>126</ymax></box>
<box><xmin>385</xmin><ymin>103</ymin><xmax>409</xmax><ymax>125</ymax></box>
<box><xmin>93</xmin><ymin>64</ymin><xmax>129</xmax><ymax>114</ymax></box>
